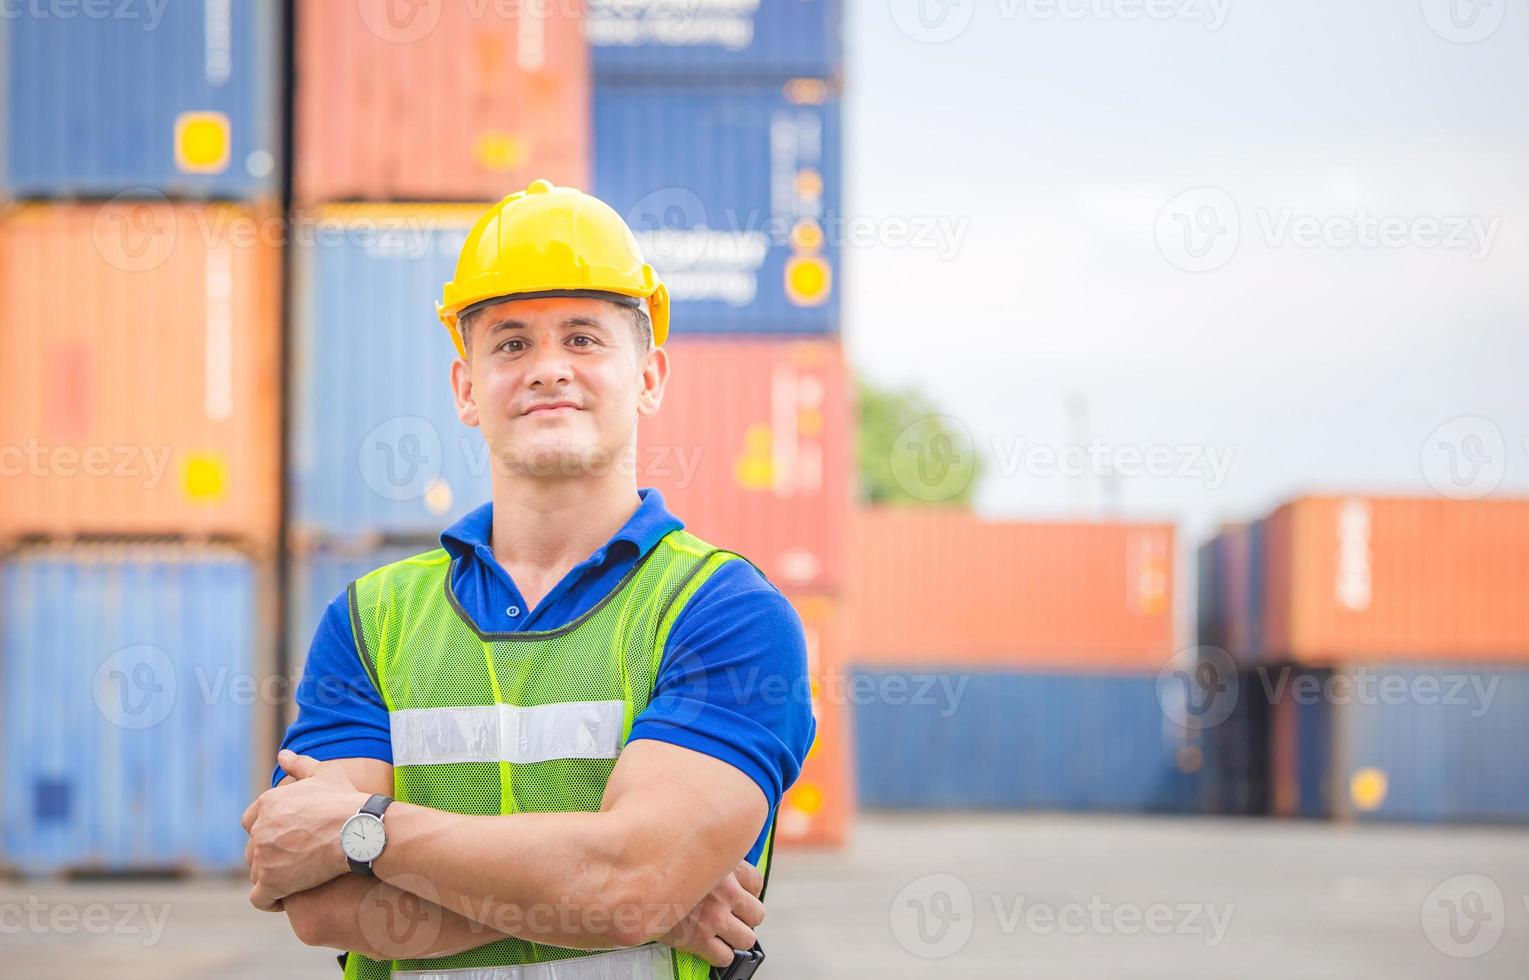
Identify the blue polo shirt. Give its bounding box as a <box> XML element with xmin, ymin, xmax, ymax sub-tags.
<box><xmin>274</xmin><ymin>489</ymin><xmax>816</xmax><ymax>865</ymax></box>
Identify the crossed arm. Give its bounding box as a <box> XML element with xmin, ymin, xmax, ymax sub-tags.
<box><xmin>243</xmin><ymin>740</ymin><xmax>770</xmax><ymax>966</ymax></box>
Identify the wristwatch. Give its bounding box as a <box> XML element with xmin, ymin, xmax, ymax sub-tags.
<box><xmin>340</xmin><ymin>794</ymin><xmax>393</xmax><ymax>876</ymax></box>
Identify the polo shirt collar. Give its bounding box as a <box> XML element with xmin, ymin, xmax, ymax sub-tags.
<box><xmin>439</xmin><ymin>488</ymin><xmax>684</xmax><ymax>568</ymax></box>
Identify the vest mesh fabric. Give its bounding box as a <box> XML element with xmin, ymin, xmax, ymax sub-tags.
<box><xmin>340</xmin><ymin>530</ymin><xmax>773</xmax><ymax>980</ymax></box>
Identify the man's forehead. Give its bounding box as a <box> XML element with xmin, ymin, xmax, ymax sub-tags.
<box><xmin>476</xmin><ymin>296</ymin><xmax>621</xmax><ymax>329</ymax></box>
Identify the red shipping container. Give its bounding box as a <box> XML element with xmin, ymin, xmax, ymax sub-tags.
<box><xmin>294</xmin><ymin>0</ymin><xmax>588</xmax><ymax>203</ymax></box>
<box><xmin>846</xmin><ymin>508</ymin><xmax>1174</xmax><ymax>668</ymax></box>
<box><xmin>776</xmin><ymin>594</ymin><xmax>853</xmax><ymax>849</ymax></box>
<box><xmin>638</xmin><ymin>339</ymin><xmax>851</xmax><ymax>591</ymax></box>
<box><xmin>0</xmin><ymin>202</ymin><xmax>281</xmax><ymax>542</ymax></box>
<box><xmin>1261</xmin><ymin>496</ymin><xmax>1529</xmax><ymax>663</ymax></box>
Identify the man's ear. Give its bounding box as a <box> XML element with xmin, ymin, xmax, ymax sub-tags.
<box><xmin>450</xmin><ymin>356</ymin><xmax>480</xmax><ymax>428</ymax></box>
<box><xmin>636</xmin><ymin>346</ymin><xmax>668</xmax><ymax>418</ymax></box>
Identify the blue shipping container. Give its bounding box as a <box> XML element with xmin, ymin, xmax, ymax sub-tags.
<box><xmin>588</xmin><ymin>0</ymin><xmax>841</xmax><ymax>80</ymax></box>
<box><xmin>1</xmin><ymin>545</ymin><xmax>266</xmax><ymax>873</ymax></box>
<box><xmin>1284</xmin><ymin>665</ymin><xmax>1529</xmax><ymax>823</ymax></box>
<box><xmin>1196</xmin><ymin>535</ymin><xmax>1275</xmax><ymax>816</ymax></box>
<box><xmin>1</xmin><ymin>1</ymin><xmax>281</xmax><ymax>199</ymax></box>
<box><xmin>595</xmin><ymin>84</ymin><xmax>841</xmax><ymax>335</ymax></box>
<box><xmin>852</xmin><ymin>670</ymin><xmax>1202</xmax><ymax>813</ymax></box>
<box><xmin>290</xmin><ymin>206</ymin><xmax>495</xmax><ymax>539</ymax></box>
<box><xmin>1199</xmin><ymin>667</ymin><xmax>1274</xmax><ymax>816</ymax></box>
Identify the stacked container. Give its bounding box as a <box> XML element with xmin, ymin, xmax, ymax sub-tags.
<box><xmin>846</xmin><ymin>508</ymin><xmax>1200</xmax><ymax>813</ymax></box>
<box><xmin>292</xmin><ymin>2</ymin><xmax>588</xmax><ymax>201</ymax></box>
<box><xmin>1195</xmin><ymin>525</ymin><xmax>1274</xmax><ymax>816</ymax></box>
<box><xmin>1</xmin><ymin>4</ymin><xmax>282</xmax><ymax>198</ymax></box>
<box><xmin>0</xmin><ymin>5</ymin><xmax>283</xmax><ymax>872</ymax></box>
<box><xmin>285</xmin><ymin>0</ymin><xmax>592</xmax><ymax>693</ymax></box>
<box><xmin>590</xmin><ymin>0</ymin><xmax>851</xmax><ymax>846</ymax></box>
<box><xmin>2</xmin><ymin>547</ymin><xmax>276</xmax><ymax>873</ymax></box>
<box><xmin>1202</xmin><ymin>496</ymin><xmax>1529</xmax><ymax>823</ymax></box>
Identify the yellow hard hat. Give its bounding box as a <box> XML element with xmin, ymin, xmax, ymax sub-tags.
<box><xmin>436</xmin><ymin>179</ymin><xmax>670</xmax><ymax>357</ymax></box>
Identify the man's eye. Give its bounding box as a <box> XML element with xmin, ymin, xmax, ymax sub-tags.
<box><xmin>500</xmin><ymin>339</ymin><xmax>524</xmax><ymax>352</ymax></box>
<box><xmin>569</xmin><ymin>335</ymin><xmax>597</xmax><ymax>347</ymax></box>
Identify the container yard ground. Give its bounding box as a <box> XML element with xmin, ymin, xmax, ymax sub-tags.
<box><xmin>6</xmin><ymin>813</ymin><xmax>1525</xmax><ymax>979</ymax></box>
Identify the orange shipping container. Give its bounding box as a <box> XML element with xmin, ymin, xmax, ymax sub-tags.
<box><xmin>638</xmin><ymin>339</ymin><xmax>851</xmax><ymax>591</ymax></box>
<box><xmin>294</xmin><ymin>0</ymin><xmax>588</xmax><ymax>203</ymax></box>
<box><xmin>1261</xmin><ymin>496</ymin><xmax>1529</xmax><ymax>663</ymax></box>
<box><xmin>846</xmin><ymin>508</ymin><xmax>1174</xmax><ymax>668</ymax></box>
<box><xmin>0</xmin><ymin>202</ymin><xmax>280</xmax><ymax>542</ymax></box>
<box><xmin>776</xmin><ymin>594</ymin><xmax>853</xmax><ymax>849</ymax></box>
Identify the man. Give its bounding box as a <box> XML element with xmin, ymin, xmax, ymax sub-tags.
<box><xmin>243</xmin><ymin>179</ymin><xmax>816</xmax><ymax>980</ymax></box>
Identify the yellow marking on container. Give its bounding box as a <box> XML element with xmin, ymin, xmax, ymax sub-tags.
<box><xmin>175</xmin><ymin>112</ymin><xmax>231</xmax><ymax>173</ymax></box>
<box><xmin>790</xmin><ymin>781</ymin><xmax>824</xmax><ymax>815</ymax></box>
<box><xmin>1350</xmin><ymin>767</ymin><xmax>1388</xmax><ymax>812</ymax></box>
<box><xmin>474</xmin><ymin>131</ymin><xmax>526</xmax><ymax>172</ymax></box>
<box><xmin>424</xmin><ymin>477</ymin><xmax>454</xmax><ymax>515</ymax></box>
<box><xmin>784</xmin><ymin>255</ymin><xmax>832</xmax><ymax>306</ymax></box>
<box><xmin>784</xmin><ymin>78</ymin><xmax>829</xmax><ymax>105</ymax></box>
<box><xmin>733</xmin><ymin>424</ymin><xmax>774</xmax><ymax>490</ymax></box>
<box><xmin>795</xmin><ymin>169</ymin><xmax>824</xmax><ymax>200</ymax></box>
<box><xmin>183</xmin><ymin>453</ymin><xmax>228</xmax><ymax>502</ymax></box>
<box><xmin>790</xmin><ymin>218</ymin><xmax>825</xmax><ymax>251</ymax></box>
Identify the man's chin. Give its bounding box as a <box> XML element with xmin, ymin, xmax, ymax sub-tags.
<box><xmin>486</xmin><ymin>441</ymin><xmax>623</xmax><ymax>479</ymax></box>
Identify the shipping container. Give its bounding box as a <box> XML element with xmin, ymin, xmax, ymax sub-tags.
<box><xmin>776</xmin><ymin>595</ymin><xmax>852</xmax><ymax>848</ymax></box>
<box><xmin>0</xmin><ymin>544</ymin><xmax>273</xmax><ymax>874</ymax></box>
<box><xmin>594</xmin><ymin>83</ymin><xmax>841</xmax><ymax>335</ymax></box>
<box><xmin>290</xmin><ymin>204</ymin><xmax>494</xmax><ymax>539</ymax></box>
<box><xmin>285</xmin><ymin>540</ymin><xmax>428</xmax><ymax>724</ymax></box>
<box><xmin>847</xmin><ymin>509</ymin><xmax>1174</xmax><ymax>668</ymax></box>
<box><xmin>1218</xmin><ymin>524</ymin><xmax>1252</xmax><ymax>659</ymax></box>
<box><xmin>1200</xmin><ymin>522</ymin><xmax>1269</xmax><ymax>666</ymax></box>
<box><xmin>1</xmin><ymin>1</ymin><xmax>280</xmax><ymax>199</ymax></box>
<box><xmin>852</xmin><ymin>669</ymin><xmax>1202</xmax><ymax>813</ymax></box>
<box><xmin>1194</xmin><ymin>540</ymin><xmax>1275</xmax><ymax>816</ymax></box>
<box><xmin>1246</xmin><ymin>519</ymin><xmax>1268</xmax><ymax>658</ymax></box>
<box><xmin>588</xmin><ymin>0</ymin><xmax>842</xmax><ymax>80</ymax></box>
<box><xmin>1268</xmin><ymin>664</ymin><xmax>1529</xmax><ymax>823</ymax></box>
<box><xmin>638</xmin><ymin>339</ymin><xmax>850</xmax><ymax>590</ymax></box>
<box><xmin>294</xmin><ymin>0</ymin><xmax>588</xmax><ymax>203</ymax></box>
<box><xmin>1198</xmin><ymin>666</ymin><xmax>1274</xmax><ymax>816</ymax></box>
<box><xmin>1268</xmin><ymin>668</ymin><xmax>1333</xmax><ymax>819</ymax></box>
<box><xmin>1262</xmin><ymin>496</ymin><xmax>1529</xmax><ymax>663</ymax></box>
<box><xmin>1196</xmin><ymin>538</ymin><xmax>1219</xmax><ymax>650</ymax></box>
<box><xmin>0</xmin><ymin>202</ymin><xmax>281</xmax><ymax>542</ymax></box>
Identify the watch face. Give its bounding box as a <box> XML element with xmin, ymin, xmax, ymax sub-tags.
<box><xmin>340</xmin><ymin>813</ymin><xmax>386</xmax><ymax>863</ymax></box>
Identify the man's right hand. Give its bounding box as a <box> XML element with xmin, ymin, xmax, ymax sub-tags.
<box><xmin>659</xmin><ymin>860</ymin><xmax>766</xmax><ymax>969</ymax></box>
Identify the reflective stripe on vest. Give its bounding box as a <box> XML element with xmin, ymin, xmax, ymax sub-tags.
<box><xmin>392</xmin><ymin>943</ymin><xmax>671</xmax><ymax>980</ymax></box>
<box><xmin>390</xmin><ymin>701</ymin><xmax>627</xmax><ymax>767</ymax></box>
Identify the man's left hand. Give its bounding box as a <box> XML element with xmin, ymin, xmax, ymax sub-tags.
<box><xmin>242</xmin><ymin>749</ymin><xmax>371</xmax><ymax>912</ymax></box>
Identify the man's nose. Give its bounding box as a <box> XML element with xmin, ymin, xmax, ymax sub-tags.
<box><xmin>524</xmin><ymin>345</ymin><xmax>572</xmax><ymax>388</ymax></box>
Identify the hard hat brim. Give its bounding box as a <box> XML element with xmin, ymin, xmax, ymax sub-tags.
<box><xmin>456</xmin><ymin>289</ymin><xmax>643</xmax><ymax>323</ymax></box>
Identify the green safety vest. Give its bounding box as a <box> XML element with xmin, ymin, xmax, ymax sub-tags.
<box><xmin>340</xmin><ymin>528</ymin><xmax>774</xmax><ymax>980</ymax></box>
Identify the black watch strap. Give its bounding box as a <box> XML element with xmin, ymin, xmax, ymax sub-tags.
<box><xmin>361</xmin><ymin>793</ymin><xmax>393</xmax><ymax>818</ymax></box>
<box><xmin>346</xmin><ymin>794</ymin><xmax>394</xmax><ymax>876</ymax></box>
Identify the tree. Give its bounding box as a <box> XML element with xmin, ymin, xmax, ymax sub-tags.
<box><xmin>857</xmin><ymin>377</ymin><xmax>981</xmax><ymax>506</ymax></box>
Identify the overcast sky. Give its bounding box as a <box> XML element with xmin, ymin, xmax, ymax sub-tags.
<box><xmin>842</xmin><ymin>0</ymin><xmax>1529</xmax><ymax>557</ymax></box>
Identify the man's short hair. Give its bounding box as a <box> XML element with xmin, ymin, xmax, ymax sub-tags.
<box><xmin>458</xmin><ymin>299</ymin><xmax>652</xmax><ymax>358</ymax></box>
